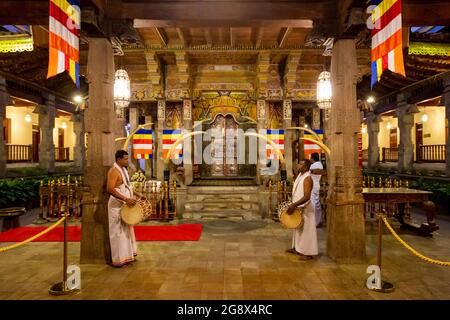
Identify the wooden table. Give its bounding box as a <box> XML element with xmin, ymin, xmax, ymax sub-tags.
<box><xmin>362</xmin><ymin>188</ymin><xmax>439</xmax><ymax>236</ymax></box>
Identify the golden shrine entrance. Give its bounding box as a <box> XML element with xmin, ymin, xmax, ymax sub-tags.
<box><xmin>208</xmin><ymin>114</ymin><xmax>239</xmax><ymax>177</ymax></box>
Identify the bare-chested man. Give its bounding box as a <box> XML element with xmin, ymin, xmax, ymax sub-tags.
<box><xmin>106</xmin><ymin>150</ymin><xmax>145</xmax><ymax>267</ymax></box>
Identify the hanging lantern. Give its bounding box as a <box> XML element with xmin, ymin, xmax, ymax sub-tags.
<box><xmin>113</xmin><ymin>69</ymin><xmax>131</xmax><ymax>119</ymax></box>
<box><xmin>316</xmin><ymin>71</ymin><xmax>332</xmax><ymax>109</ymax></box>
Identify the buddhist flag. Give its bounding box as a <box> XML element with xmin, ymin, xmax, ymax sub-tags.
<box><xmin>162</xmin><ymin>129</ymin><xmax>183</xmax><ymax>160</ymax></box>
<box><xmin>132</xmin><ymin>129</ymin><xmax>153</xmax><ymax>159</ymax></box>
<box><xmin>371</xmin><ymin>0</ymin><xmax>406</xmax><ymax>87</ymax></box>
<box><xmin>265</xmin><ymin>129</ymin><xmax>284</xmax><ymax>159</ymax></box>
<box><xmin>304</xmin><ymin>129</ymin><xmax>324</xmax><ymax>160</ymax></box>
<box><xmin>47</xmin><ymin>0</ymin><xmax>80</xmax><ymax>88</ymax></box>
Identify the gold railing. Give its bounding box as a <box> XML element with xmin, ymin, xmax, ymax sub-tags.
<box><xmin>132</xmin><ymin>180</ymin><xmax>178</xmax><ymax>221</ymax></box>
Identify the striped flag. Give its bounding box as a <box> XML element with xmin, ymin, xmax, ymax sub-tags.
<box><xmin>162</xmin><ymin>129</ymin><xmax>183</xmax><ymax>160</ymax></box>
<box><xmin>371</xmin><ymin>0</ymin><xmax>405</xmax><ymax>87</ymax></box>
<box><xmin>47</xmin><ymin>0</ymin><xmax>80</xmax><ymax>88</ymax></box>
<box><xmin>132</xmin><ymin>129</ymin><xmax>153</xmax><ymax>160</ymax></box>
<box><xmin>304</xmin><ymin>129</ymin><xmax>324</xmax><ymax>160</ymax></box>
<box><xmin>265</xmin><ymin>129</ymin><xmax>284</xmax><ymax>159</ymax></box>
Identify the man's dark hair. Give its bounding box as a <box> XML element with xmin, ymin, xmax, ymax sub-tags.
<box><xmin>115</xmin><ymin>150</ymin><xmax>128</xmax><ymax>161</ymax></box>
<box><xmin>311</xmin><ymin>152</ymin><xmax>320</xmax><ymax>162</ymax></box>
<box><xmin>300</xmin><ymin>159</ymin><xmax>312</xmax><ymax>170</ymax></box>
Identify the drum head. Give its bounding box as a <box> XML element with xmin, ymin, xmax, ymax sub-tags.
<box><xmin>121</xmin><ymin>204</ymin><xmax>144</xmax><ymax>225</ymax></box>
<box><xmin>280</xmin><ymin>209</ymin><xmax>303</xmax><ymax>229</ymax></box>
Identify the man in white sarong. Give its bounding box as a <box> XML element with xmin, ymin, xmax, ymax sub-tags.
<box><xmin>106</xmin><ymin>150</ymin><xmax>145</xmax><ymax>267</ymax></box>
<box><xmin>285</xmin><ymin>159</ymin><xmax>318</xmax><ymax>260</ymax></box>
<box><xmin>310</xmin><ymin>153</ymin><xmax>326</xmax><ymax>227</ymax></box>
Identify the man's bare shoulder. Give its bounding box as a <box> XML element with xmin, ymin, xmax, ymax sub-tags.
<box><xmin>107</xmin><ymin>166</ymin><xmax>120</xmax><ymax>178</ymax></box>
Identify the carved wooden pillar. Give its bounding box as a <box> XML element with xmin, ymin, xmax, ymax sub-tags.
<box><xmin>282</xmin><ymin>99</ymin><xmax>293</xmax><ymax>181</ymax></box>
<box><xmin>0</xmin><ymin>76</ymin><xmax>9</xmax><ymax>177</ymax></box>
<box><xmin>367</xmin><ymin>112</ymin><xmax>381</xmax><ymax>170</ymax></box>
<box><xmin>37</xmin><ymin>95</ymin><xmax>56</xmax><ymax>174</ymax></box>
<box><xmin>157</xmin><ymin>99</ymin><xmax>165</xmax><ymax>181</ymax></box>
<box><xmin>183</xmin><ymin>99</ymin><xmax>193</xmax><ymax>185</ymax></box>
<box><xmin>71</xmin><ymin>110</ymin><xmax>85</xmax><ymax>171</ymax></box>
<box><xmin>144</xmin><ymin>114</ymin><xmax>153</xmax><ymax>178</ymax></box>
<box><xmin>326</xmin><ymin>39</ymin><xmax>365</xmax><ymax>263</ymax></box>
<box><xmin>128</xmin><ymin>107</ymin><xmax>140</xmax><ymax>172</ymax></box>
<box><xmin>80</xmin><ymin>38</ymin><xmax>117</xmax><ymax>264</ymax></box>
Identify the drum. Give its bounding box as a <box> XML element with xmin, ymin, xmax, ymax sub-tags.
<box><xmin>121</xmin><ymin>199</ymin><xmax>152</xmax><ymax>225</ymax></box>
<box><xmin>278</xmin><ymin>201</ymin><xmax>304</xmax><ymax>229</ymax></box>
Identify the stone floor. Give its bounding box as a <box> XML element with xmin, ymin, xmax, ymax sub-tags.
<box><xmin>0</xmin><ymin>212</ymin><xmax>449</xmax><ymax>300</ymax></box>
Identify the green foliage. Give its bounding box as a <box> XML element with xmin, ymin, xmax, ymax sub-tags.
<box><xmin>0</xmin><ymin>178</ymin><xmax>41</xmax><ymax>209</ymax></box>
<box><xmin>409</xmin><ymin>178</ymin><xmax>450</xmax><ymax>203</ymax></box>
<box><xmin>0</xmin><ymin>175</ymin><xmax>83</xmax><ymax>209</ymax></box>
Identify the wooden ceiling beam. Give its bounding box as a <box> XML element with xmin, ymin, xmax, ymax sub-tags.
<box><xmin>204</xmin><ymin>28</ymin><xmax>212</xmax><ymax>47</ymax></box>
<box><xmin>278</xmin><ymin>27</ymin><xmax>292</xmax><ymax>48</ymax></box>
<box><xmin>230</xmin><ymin>27</ymin><xmax>234</xmax><ymax>47</ymax></box>
<box><xmin>133</xmin><ymin>19</ymin><xmax>313</xmax><ymax>29</ymax></box>
<box><xmin>251</xmin><ymin>27</ymin><xmax>264</xmax><ymax>48</ymax></box>
<box><xmin>176</xmin><ymin>27</ymin><xmax>189</xmax><ymax>47</ymax></box>
<box><xmin>153</xmin><ymin>27</ymin><xmax>168</xmax><ymax>47</ymax></box>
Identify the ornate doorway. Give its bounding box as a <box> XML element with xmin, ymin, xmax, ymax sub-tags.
<box><xmin>209</xmin><ymin>114</ymin><xmax>238</xmax><ymax>177</ymax></box>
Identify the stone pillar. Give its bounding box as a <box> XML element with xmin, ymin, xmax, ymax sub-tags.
<box><xmin>0</xmin><ymin>76</ymin><xmax>9</xmax><ymax>177</ymax></box>
<box><xmin>128</xmin><ymin>107</ymin><xmax>140</xmax><ymax>172</ymax></box>
<box><xmin>282</xmin><ymin>99</ymin><xmax>293</xmax><ymax>181</ymax></box>
<box><xmin>256</xmin><ymin>99</ymin><xmax>266</xmax><ymax>184</ymax></box>
<box><xmin>326</xmin><ymin>39</ymin><xmax>365</xmax><ymax>263</ymax></box>
<box><xmin>156</xmin><ymin>99</ymin><xmax>165</xmax><ymax>181</ymax></box>
<box><xmin>298</xmin><ymin>114</ymin><xmax>305</xmax><ymax>162</ymax></box>
<box><xmin>183</xmin><ymin>99</ymin><xmax>193</xmax><ymax>185</ymax></box>
<box><xmin>71</xmin><ymin>110</ymin><xmax>85</xmax><ymax>171</ymax></box>
<box><xmin>80</xmin><ymin>38</ymin><xmax>116</xmax><ymax>264</ymax></box>
<box><xmin>144</xmin><ymin>114</ymin><xmax>153</xmax><ymax>178</ymax></box>
<box><xmin>37</xmin><ymin>95</ymin><xmax>56</xmax><ymax>174</ymax></box>
<box><xmin>396</xmin><ymin>93</ymin><xmax>416</xmax><ymax>172</ymax></box>
<box><xmin>442</xmin><ymin>77</ymin><xmax>450</xmax><ymax>177</ymax></box>
<box><xmin>367</xmin><ymin>112</ymin><xmax>380</xmax><ymax>170</ymax></box>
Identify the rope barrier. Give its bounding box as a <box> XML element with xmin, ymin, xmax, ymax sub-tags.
<box><xmin>0</xmin><ymin>217</ymin><xmax>66</xmax><ymax>253</ymax></box>
<box><xmin>382</xmin><ymin>217</ymin><xmax>450</xmax><ymax>266</ymax></box>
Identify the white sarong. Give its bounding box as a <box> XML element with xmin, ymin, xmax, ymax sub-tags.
<box><xmin>107</xmin><ymin>163</ymin><xmax>137</xmax><ymax>267</ymax></box>
<box><xmin>291</xmin><ymin>171</ymin><xmax>318</xmax><ymax>256</ymax></box>
<box><xmin>310</xmin><ymin>161</ymin><xmax>323</xmax><ymax>226</ymax></box>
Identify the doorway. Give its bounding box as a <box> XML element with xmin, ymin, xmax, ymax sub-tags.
<box><xmin>207</xmin><ymin>114</ymin><xmax>238</xmax><ymax>177</ymax></box>
<box><xmin>32</xmin><ymin>125</ymin><xmax>40</xmax><ymax>162</ymax></box>
<box><xmin>389</xmin><ymin>128</ymin><xmax>397</xmax><ymax>148</ymax></box>
<box><xmin>415</xmin><ymin>123</ymin><xmax>423</xmax><ymax>162</ymax></box>
<box><xmin>58</xmin><ymin>128</ymin><xmax>65</xmax><ymax>161</ymax></box>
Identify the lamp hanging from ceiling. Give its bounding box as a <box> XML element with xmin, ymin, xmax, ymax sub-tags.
<box><xmin>113</xmin><ymin>68</ymin><xmax>130</xmax><ymax>119</ymax></box>
<box><xmin>316</xmin><ymin>70</ymin><xmax>332</xmax><ymax>120</ymax></box>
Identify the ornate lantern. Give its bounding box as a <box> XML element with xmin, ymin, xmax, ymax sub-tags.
<box><xmin>113</xmin><ymin>69</ymin><xmax>130</xmax><ymax>119</ymax></box>
<box><xmin>316</xmin><ymin>71</ymin><xmax>332</xmax><ymax>120</ymax></box>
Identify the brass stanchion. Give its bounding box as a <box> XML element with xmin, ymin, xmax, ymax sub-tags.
<box><xmin>367</xmin><ymin>211</ymin><xmax>395</xmax><ymax>293</ymax></box>
<box><xmin>173</xmin><ymin>180</ymin><xmax>177</xmax><ymax>218</ymax></box>
<box><xmin>268</xmin><ymin>180</ymin><xmax>272</xmax><ymax>218</ymax></box>
<box><xmin>49</xmin><ymin>206</ymin><xmax>79</xmax><ymax>295</ymax></box>
<box><xmin>164</xmin><ymin>181</ymin><xmax>169</xmax><ymax>219</ymax></box>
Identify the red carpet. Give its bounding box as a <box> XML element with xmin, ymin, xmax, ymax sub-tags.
<box><xmin>0</xmin><ymin>224</ymin><xmax>203</xmax><ymax>242</ymax></box>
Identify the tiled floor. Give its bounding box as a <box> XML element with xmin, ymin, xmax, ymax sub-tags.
<box><xmin>0</xmin><ymin>214</ymin><xmax>449</xmax><ymax>300</ymax></box>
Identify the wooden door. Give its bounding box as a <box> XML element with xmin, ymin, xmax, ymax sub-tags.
<box><xmin>415</xmin><ymin>123</ymin><xmax>423</xmax><ymax>161</ymax></box>
<box><xmin>32</xmin><ymin>125</ymin><xmax>40</xmax><ymax>162</ymax></box>
<box><xmin>209</xmin><ymin>115</ymin><xmax>238</xmax><ymax>177</ymax></box>
<box><xmin>58</xmin><ymin>128</ymin><xmax>64</xmax><ymax>161</ymax></box>
<box><xmin>389</xmin><ymin>128</ymin><xmax>397</xmax><ymax>148</ymax></box>
<box><xmin>3</xmin><ymin>118</ymin><xmax>10</xmax><ymax>143</ymax></box>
